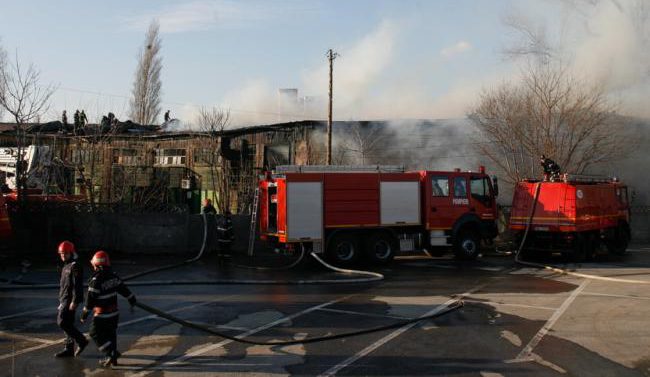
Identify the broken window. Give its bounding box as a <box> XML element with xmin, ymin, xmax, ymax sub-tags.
<box><xmin>113</xmin><ymin>148</ymin><xmax>144</xmax><ymax>166</ymax></box>
<box><xmin>154</xmin><ymin>148</ymin><xmax>187</xmax><ymax>166</ymax></box>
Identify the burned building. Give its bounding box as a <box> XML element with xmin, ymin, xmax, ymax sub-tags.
<box><xmin>0</xmin><ymin>121</ymin><xmax>320</xmax><ymax>214</ymax></box>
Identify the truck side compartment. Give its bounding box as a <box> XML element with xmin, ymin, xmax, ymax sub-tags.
<box><xmin>259</xmin><ymin>166</ymin><xmax>499</xmax><ymax>266</ymax></box>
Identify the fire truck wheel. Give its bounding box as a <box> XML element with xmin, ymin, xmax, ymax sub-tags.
<box><xmin>567</xmin><ymin>233</ymin><xmax>587</xmax><ymax>263</ymax></box>
<box><xmin>454</xmin><ymin>229</ymin><xmax>480</xmax><ymax>260</ymax></box>
<box><xmin>364</xmin><ymin>233</ymin><xmax>396</xmax><ymax>265</ymax></box>
<box><xmin>327</xmin><ymin>234</ymin><xmax>360</xmax><ymax>266</ymax></box>
<box><xmin>606</xmin><ymin>225</ymin><xmax>629</xmax><ymax>256</ymax></box>
<box><xmin>584</xmin><ymin>233</ymin><xmax>598</xmax><ymax>261</ymax></box>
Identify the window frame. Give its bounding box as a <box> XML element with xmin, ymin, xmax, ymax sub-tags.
<box><xmin>430</xmin><ymin>175</ymin><xmax>450</xmax><ymax>197</ymax></box>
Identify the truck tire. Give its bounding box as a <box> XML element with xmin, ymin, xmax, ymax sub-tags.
<box><xmin>364</xmin><ymin>232</ymin><xmax>397</xmax><ymax>265</ymax></box>
<box><xmin>606</xmin><ymin>224</ymin><xmax>629</xmax><ymax>256</ymax></box>
<box><xmin>584</xmin><ymin>233</ymin><xmax>598</xmax><ymax>261</ymax></box>
<box><xmin>569</xmin><ymin>233</ymin><xmax>587</xmax><ymax>263</ymax></box>
<box><xmin>453</xmin><ymin>229</ymin><xmax>480</xmax><ymax>260</ymax></box>
<box><xmin>327</xmin><ymin>233</ymin><xmax>360</xmax><ymax>266</ymax></box>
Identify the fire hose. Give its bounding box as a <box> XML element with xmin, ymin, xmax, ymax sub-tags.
<box><xmin>513</xmin><ymin>182</ymin><xmax>650</xmax><ymax>285</ymax></box>
<box><xmin>132</xmin><ymin>299</ymin><xmax>463</xmax><ymax>346</ymax></box>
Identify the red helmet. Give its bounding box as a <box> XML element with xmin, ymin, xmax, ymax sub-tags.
<box><xmin>91</xmin><ymin>250</ymin><xmax>110</xmax><ymax>267</ymax></box>
<box><xmin>58</xmin><ymin>241</ymin><xmax>75</xmax><ymax>255</ymax></box>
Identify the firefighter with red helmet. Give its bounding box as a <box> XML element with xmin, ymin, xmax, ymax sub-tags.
<box><xmin>55</xmin><ymin>241</ymin><xmax>89</xmax><ymax>358</ymax></box>
<box><xmin>80</xmin><ymin>250</ymin><xmax>136</xmax><ymax>367</ymax></box>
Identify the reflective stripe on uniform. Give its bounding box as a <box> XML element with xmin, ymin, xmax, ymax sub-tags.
<box><xmin>88</xmin><ymin>287</ymin><xmax>100</xmax><ymax>293</ymax></box>
<box><xmin>98</xmin><ymin>341</ymin><xmax>112</xmax><ymax>351</ymax></box>
<box><xmin>97</xmin><ymin>292</ymin><xmax>117</xmax><ymax>299</ymax></box>
<box><xmin>94</xmin><ymin>311</ymin><xmax>119</xmax><ymax>319</ymax></box>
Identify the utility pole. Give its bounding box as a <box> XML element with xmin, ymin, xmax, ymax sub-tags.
<box><xmin>326</xmin><ymin>49</ymin><xmax>338</xmax><ymax>165</ymax></box>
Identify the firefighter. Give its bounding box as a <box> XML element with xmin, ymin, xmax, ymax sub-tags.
<box><xmin>201</xmin><ymin>198</ymin><xmax>216</xmax><ymax>215</ymax></box>
<box><xmin>540</xmin><ymin>155</ymin><xmax>561</xmax><ymax>182</ymax></box>
<box><xmin>73</xmin><ymin>110</ymin><xmax>80</xmax><ymax>130</ymax></box>
<box><xmin>164</xmin><ymin>110</ymin><xmax>171</xmax><ymax>123</ymax></box>
<box><xmin>216</xmin><ymin>211</ymin><xmax>234</xmax><ymax>264</ymax></box>
<box><xmin>62</xmin><ymin>110</ymin><xmax>68</xmax><ymax>126</ymax></box>
<box><xmin>80</xmin><ymin>250</ymin><xmax>136</xmax><ymax>367</ymax></box>
<box><xmin>80</xmin><ymin>110</ymin><xmax>88</xmax><ymax>127</ymax></box>
<box><xmin>55</xmin><ymin>241</ymin><xmax>88</xmax><ymax>358</ymax></box>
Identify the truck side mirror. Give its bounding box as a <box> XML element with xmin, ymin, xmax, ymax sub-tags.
<box><xmin>492</xmin><ymin>176</ymin><xmax>499</xmax><ymax>197</ymax></box>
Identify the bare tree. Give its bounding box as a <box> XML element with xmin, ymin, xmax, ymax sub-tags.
<box><xmin>0</xmin><ymin>49</ymin><xmax>56</xmax><ymax>199</ymax></box>
<box><xmin>196</xmin><ymin>106</ymin><xmax>231</xmax><ymax>213</ymax></box>
<box><xmin>469</xmin><ymin>65</ymin><xmax>629</xmax><ymax>184</ymax></box>
<box><xmin>501</xmin><ymin>11</ymin><xmax>555</xmax><ymax>65</ymax></box>
<box><xmin>129</xmin><ymin>20</ymin><xmax>162</xmax><ymax>125</ymax></box>
<box><xmin>339</xmin><ymin>123</ymin><xmax>384</xmax><ymax>165</ymax></box>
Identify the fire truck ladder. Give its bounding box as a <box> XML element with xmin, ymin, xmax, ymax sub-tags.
<box><xmin>562</xmin><ymin>173</ymin><xmax>616</xmax><ymax>183</ymax></box>
<box><xmin>248</xmin><ymin>186</ymin><xmax>260</xmax><ymax>256</ymax></box>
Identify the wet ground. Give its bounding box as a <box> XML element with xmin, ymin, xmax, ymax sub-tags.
<box><xmin>0</xmin><ymin>245</ymin><xmax>649</xmax><ymax>376</ymax></box>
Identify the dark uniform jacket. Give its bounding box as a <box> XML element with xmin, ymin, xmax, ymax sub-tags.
<box><xmin>201</xmin><ymin>204</ymin><xmax>216</xmax><ymax>215</ymax></box>
<box><xmin>217</xmin><ymin>215</ymin><xmax>234</xmax><ymax>243</ymax></box>
<box><xmin>83</xmin><ymin>268</ymin><xmax>135</xmax><ymax>319</ymax></box>
<box><xmin>58</xmin><ymin>257</ymin><xmax>83</xmax><ymax>311</ymax></box>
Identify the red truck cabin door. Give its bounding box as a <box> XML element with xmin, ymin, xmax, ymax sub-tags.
<box><xmin>450</xmin><ymin>175</ymin><xmax>471</xmax><ymax>216</ymax></box>
<box><xmin>469</xmin><ymin>175</ymin><xmax>495</xmax><ymax>221</ymax></box>
<box><xmin>426</xmin><ymin>173</ymin><xmax>454</xmax><ymax>230</ymax></box>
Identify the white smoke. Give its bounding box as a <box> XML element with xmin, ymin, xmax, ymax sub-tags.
<box><xmin>505</xmin><ymin>0</ymin><xmax>650</xmax><ymax>117</ymax></box>
<box><xmin>218</xmin><ymin>0</ymin><xmax>650</xmax><ymax>126</ymax></box>
<box><xmin>301</xmin><ymin>20</ymin><xmax>400</xmax><ymax>119</ymax></box>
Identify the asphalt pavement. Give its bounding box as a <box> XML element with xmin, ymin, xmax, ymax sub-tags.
<box><xmin>0</xmin><ymin>246</ymin><xmax>649</xmax><ymax>376</ymax></box>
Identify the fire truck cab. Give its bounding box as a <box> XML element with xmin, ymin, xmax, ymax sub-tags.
<box><xmin>259</xmin><ymin>165</ymin><xmax>498</xmax><ymax>265</ymax></box>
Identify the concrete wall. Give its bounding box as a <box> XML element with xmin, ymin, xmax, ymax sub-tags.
<box><xmin>14</xmin><ymin>208</ymin><xmax>649</xmax><ymax>256</ymax></box>
<box><xmin>69</xmin><ymin>213</ymin><xmax>256</xmax><ymax>255</ymax></box>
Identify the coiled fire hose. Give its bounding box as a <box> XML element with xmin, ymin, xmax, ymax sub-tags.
<box><xmin>133</xmin><ymin>299</ymin><xmax>463</xmax><ymax>346</ymax></box>
<box><xmin>514</xmin><ymin>182</ymin><xmax>650</xmax><ymax>284</ymax></box>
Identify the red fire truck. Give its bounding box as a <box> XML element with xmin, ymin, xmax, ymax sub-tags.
<box><xmin>258</xmin><ymin>165</ymin><xmax>499</xmax><ymax>265</ymax></box>
<box><xmin>509</xmin><ymin>175</ymin><xmax>631</xmax><ymax>261</ymax></box>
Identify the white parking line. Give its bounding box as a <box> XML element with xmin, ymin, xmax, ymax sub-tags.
<box><xmin>0</xmin><ymin>307</ymin><xmax>51</xmax><ymax>321</ymax></box>
<box><xmin>317</xmin><ymin>284</ymin><xmax>486</xmax><ymax>377</ymax></box>
<box><xmin>0</xmin><ymin>295</ymin><xmax>236</xmax><ymax>361</ymax></box>
<box><xmin>463</xmin><ymin>298</ymin><xmax>557</xmax><ymax>311</ymax></box>
<box><xmin>0</xmin><ymin>330</ymin><xmax>58</xmax><ymax>345</ymax></box>
<box><xmin>514</xmin><ymin>279</ymin><xmax>590</xmax><ymax>361</ymax></box>
<box><xmin>129</xmin><ymin>294</ymin><xmax>355</xmax><ymax>377</ymax></box>
<box><xmin>581</xmin><ymin>291</ymin><xmax>650</xmax><ymax>301</ymax></box>
<box><xmin>316</xmin><ymin>307</ymin><xmax>411</xmax><ymax>320</ymax></box>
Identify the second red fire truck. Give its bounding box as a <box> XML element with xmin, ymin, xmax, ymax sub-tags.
<box><xmin>258</xmin><ymin>165</ymin><xmax>499</xmax><ymax>265</ymax></box>
<box><xmin>509</xmin><ymin>175</ymin><xmax>631</xmax><ymax>261</ymax></box>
